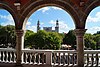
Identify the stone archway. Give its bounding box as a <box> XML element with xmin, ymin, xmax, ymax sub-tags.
<box><xmin>83</xmin><ymin>0</ymin><xmax>100</xmax><ymax>26</ymax></box>
<box><xmin>20</xmin><ymin>0</ymin><xmax>80</xmax><ymax>30</ymax></box>
<box><xmin>0</xmin><ymin>0</ymin><xmax>100</xmax><ymax>67</ymax></box>
<box><xmin>0</xmin><ymin>2</ymin><xmax>18</xmax><ymax>28</ymax></box>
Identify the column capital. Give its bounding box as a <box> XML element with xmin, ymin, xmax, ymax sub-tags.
<box><xmin>74</xmin><ymin>29</ymin><xmax>87</xmax><ymax>37</ymax></box>
<box><xmin>16</xmin><ymin>30</ymin><xmax>24</xmax><ymax>37</ymax></box>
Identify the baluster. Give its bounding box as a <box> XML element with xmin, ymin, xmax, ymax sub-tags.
<box><xmin>44</xmin><ymin>53</ymin><xmax>46</xmax><ymax>63</ymax></box>
<box><xmin>67</xmin><ymin>53</ymin><xmax>70</xmax><ymax>66</ymax></box>
<box><xmin>72</xmin><ymin>53</ymin><xmax>75</xmax><ymax>66</ymax></box>
<box><xmin>25</xmin><ymin>52</ymin><xmax>27</xmax><ymax>63</ymax></box>
<box><xmin>34</xmin><ymin>53</ymin><xmax>36</xmax><ymax>64</ymax></box>
<box><xmin>1</xmin><ymin>51</ymin><xmax>3</xmax><ymax>61</ymax></box>
<box><xmin>87</xmin><ymin>54</ymin><xmax>89</xmax><ymax>66</ymax></box>
<box><xmin>10</xmin><ymin>52</ymin><xmax>13</xmax><ymax>62</ymax></box>
<box><xmin>54</xmin><ymin>53</ymin><xmax>56</xmax><ymax>65</ymax></box>
<box><xmin>6</xmin><ymin>51</ymin><xmax>9</xmax><ymax>62</ymax></box>
<box><xmin>63</xmin><ymin>53</ymin><xmax>66</xmax><ymax>65</ymax></box>
<box><xmin>34</xmin><ymin>53</ymin><xmax>37</xmax><ymax>64</ymax></box>
<box><xmin>70</xmin><ymin>53</ymin><xmax>72</xmax><ymax>65</ymax></box>
<box><xmin>91</xmin><ymin>54</ymin><xmax>94</xmax><ymax>66</ymax></box>
<box><xmin>41</xmin><ymin>53</ymin><xmax>44</xmax><ymax>64</ymax></box>
<box><xmin>96</xmin><ymin>53</ymin><xmax>99</xmax><ymax>67</ymax></box>
<box><xmin>26</xmin><ymin>52</ymin><xmax>28</xmax><ymax>63</ymax></box>
<box><xmin>28</xmin><ymin>52</ymin><xmax>31</xmax><ymax>63</ymax></box>
<box><xmin>37</xmin><ymin>53</ymin><xmax>40</xmax><ymax>64</ymax></box>
<box><xmin>8</xmin><ymin>52</ymin><xmax>10</xmax><ymax>62</ymax></box>
<box><xmin>75</xmin><ymin>53</ymin><xmax>77</xmax><ymax>65</ymax></box>
<box><xmin>27</xmin><ymin>53</ymin><xmax>30</xmax><ymax>63</ymax></box>
<box><xmin>14</xmin><ymin>52</ymin><xmax>16</xmax><ymax>63</ymax></box>
<box><xmin>23</xmin><ymin>52</ymin><xmax>26</xmax><ymax>63</ymax></box>
<box><xmin>0</xmin><ymin>51</ymin><xmax>1</xmax><ymax>61</ymax></box>
<box><xmin>12</xmin><ymin>52</ymin><xmax>14</xmax><ymax>62</ymax></box>
<box><xmin>36</xmin><ymin>53</ymin><xmax>38</xmax><ymax>64</ymax></box>
<box><xmin>3</xmin><ymin>51</ymin><xmax>5</xmax><ymax>62</ymax></box>
<box><xmin>31</xmin><ymin>53</ymin><xmax>34</xmax><ymax>64</ymax></box>
<box><xmin>4</xmin><ymin>51</ymin><xmax>7</xmax><ymax>62</ymax></box>
<box><xmin>58</xmin><ymin>53</ymin><xmax>61</xmax><ymax>65</ymax></box>
<box><xmin>38</xmin><ymin>53</ymin><xmax>40</xmax><ymax>64</ymax></box>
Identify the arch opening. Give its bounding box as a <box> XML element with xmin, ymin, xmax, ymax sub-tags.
<box><xmin>0</xmin><ymin>9</ymin><xmax>16</xmax><ymax>48</ymax></box>
<box><xmin>22</xmin><ymin>1</ymin><xmax>79</xmax><ymax>30</ymax></box>
<box><xmin>24</xmin><ymin>6</ymin><xmax>76</xmax><ymax>50</ymax></box>
<box><xmin>85</xmin><ymin>6</ymin><xmax>100</xmax><ymax>50</ymax></box>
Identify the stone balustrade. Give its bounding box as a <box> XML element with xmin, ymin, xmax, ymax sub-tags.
<box><xmin>84</xmin><ymin>50</ymin><xmax>100</xmax><ymax>67</ymax></box>
<box><xmin>0</xmin><ymin>48</ymin><xmax>16</xmax><ymax>63</ymax></box>
<box><xmin>0</xmin><ymin>48</ymin><xmax>100</xmax><ymax>67</ymax></box>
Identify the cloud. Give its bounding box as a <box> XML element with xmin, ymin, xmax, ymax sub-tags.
<box><xmin>26</xmin><ymin>21</ymin><xmax>31</xmax><ymax>26</ymax></box>
<box><xmin>26</xmin><ymin>25</ymin><xmax>37</xmax><ymax>32</ymax></box>
<box><xmin>86</xmin><ymin>26</ymin><xmax>100</xmax><ymax>34</ymax></box>
<box><xmin>49</xmin><ymin>20</ymin><xmax>69</xmax><ymax>33</ymax></box>
<box><xmin>86</xmin><ymin>12</ymin><xmax>100</xmax><ymax>23</ymax></box>
<box><xmin>26</xmin><ymin>21</ymin><xmax>37</xmax><ymax>32</ymax></box>
<box><xmin>0</xmin><ymin>14</ymin><xmax>14</xmax><ymax>26</ymax></box>
<box><xmin>51</xmin><ymin>7</ymin><xmax>62</xmax><ymax>10</ymax></box>
<box><xmin>38</xmin><ymin>6</ymin><xmax>63</xmax><ymax>13</ymax></box>
<box><xmin>38</xmin><ymin>7</ymin><xmax>50</xmax><ymax>13</ymax></box>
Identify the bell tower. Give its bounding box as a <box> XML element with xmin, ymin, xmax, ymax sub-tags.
<box><xmin>55</xmin><ymin>20</ymin><xmax>59</xmax><ymax>33</ymax></box>
<box><xmin>37</xmin><ymin>20</ymin><xmax>40</xmax><ymax>32</ymax></box>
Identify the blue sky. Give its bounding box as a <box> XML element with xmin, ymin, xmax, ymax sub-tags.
<box><xmin>0</xmin><ymin>6</ymin><xmax>100</xmax><ymax>34</ymax></box>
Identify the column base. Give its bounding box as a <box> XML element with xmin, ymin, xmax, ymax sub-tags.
<box><xmin>16</xmin><ymin>64</ymin><xmax>23</xmax><ymax>67</ymax></box>
<box><xmin>77</xmin><ymin>64</ymin><xmax>84</xmax><ymax>67</ymax></box>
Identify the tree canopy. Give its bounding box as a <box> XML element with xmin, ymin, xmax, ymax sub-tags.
<box><xmin>0</xmin><ymin>25</ymin><xmax>16</xmax><ymax>48</ymax></box>
<box><xmin>62</xmin><ymin>30</ymin><xmax>76</xmax><ymax>49</ymax></box>
<box><xmin>25</xmin><ymin>30</ymin><xmax>62</xmax><ymax>50</ymax></box>
<box><xmin>0</xmin><ymin>25</ymin><xmax>99</xmax><ymax>50</ymax></box>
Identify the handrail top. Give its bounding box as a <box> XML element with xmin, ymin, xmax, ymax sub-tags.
<box><xmin>0</xmin><ymin>48</ymin><xmax>100</xmax><ymax>54</ymax></box>
<box><xmin>0</xmin><ymin>48</ymin><xmax>16</xmax><ymax>52</ymax></box>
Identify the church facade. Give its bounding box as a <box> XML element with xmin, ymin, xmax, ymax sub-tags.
<box><xmin>37</xmin><ymin>20</ymin><xmax>59</xmax><ymax>33</ymax></box>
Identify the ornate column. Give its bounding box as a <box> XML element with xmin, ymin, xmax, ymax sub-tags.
<box><xmin>16</xmin><ymin>30</ymin><xmax>24</xmax><ymax>66</ymax></box>
<box><xmin>74</xmin><ymin>29</ymin><xmax>87</xmax><ymax>67</ymax></box>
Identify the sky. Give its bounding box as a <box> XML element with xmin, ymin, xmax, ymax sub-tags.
<box><xmin>0</xmin><ymin>6</ymin><xmax>100</xmax><ymax>34</ymax></box>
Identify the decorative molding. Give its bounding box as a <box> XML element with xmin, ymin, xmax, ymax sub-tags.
<box><xmin>80</xmin><ymin>1</ymin><xmax>85</xmax><ymax>7</ymax></box>
<box><xmin>14</xmin><ymin>0</ymin><xmax>21</xmax><ymax>10</ymax></box>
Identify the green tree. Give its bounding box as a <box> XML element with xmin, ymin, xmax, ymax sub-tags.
<box><xmin>25</xmin><ymin>30</ymin><xmax>62</xmax><ymax>49</ymax></box>
<box><xmin>93</xmin><ymin>34</ymin><xmax>100</xmax><ymax>43</ymax></box>
<box><xmin>84</xmin><ymin>33</ymin><xmax>96</xmax><ymax>49</ymax></box>
<box><xmin>32</xmin><ymin>30</ymin><xmax>48</xmax><ymax>49</ymax></box>
<box><xmin>45</xmin><ymin>32</ymin><xmax>62</xmax><ymax>50</ymax></box>
<box><xmin>93</xmin><ymin>34</ymin><xmax>100</xmax><ymax>49</ymax></box>
<box><xmin>62</xmin><ymin>30</ymin><xmax>76</xmax><ymax>49</ymax></box>
<box><xmin>24</xmin><ymin>30</ymin><xmax>34</xmax><ymax>48</ymax></box>
<box><xmin>0</xmin><ymin>25</ymin><xmax>16</xmax><ymax>48</ymax></box>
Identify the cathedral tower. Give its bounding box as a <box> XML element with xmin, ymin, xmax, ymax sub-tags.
<box><xmin>37</xmin><ymin>20</ymin><xmax>40</xmax><ymax>32</ymax></box>
<box><xmin>55</xmin><ymin>20</ymin><xmax>59</xmax><ymax>33</ymax></box>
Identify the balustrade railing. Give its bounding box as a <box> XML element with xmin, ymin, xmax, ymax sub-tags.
<box><xmin>52</xmin><ymin>50</ymin><xmax>77</xmax><ymax>66</ymax></box>
<box><xmin>22</xmin><ymin>49</ymin><xmax>48</xmax><ymax>64</ymax></box>
<box><xmin>21</xmin><ymin>49</ymin><xmax>77</xmax><ymax>66</ymax></box>
<box><xmin>0</xmin><ymin>48</ymin><xmax>100</xmax><ymax>67</ymax></box>
<box><xmin>84</xmin><ymin>50</ymin><xmax>100</xmax><ymax>67</ymax></box>
<box><xmin>0</xmin><ymin>48</ymin><xmax>16</xmax><ymax>63</ymax></box>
